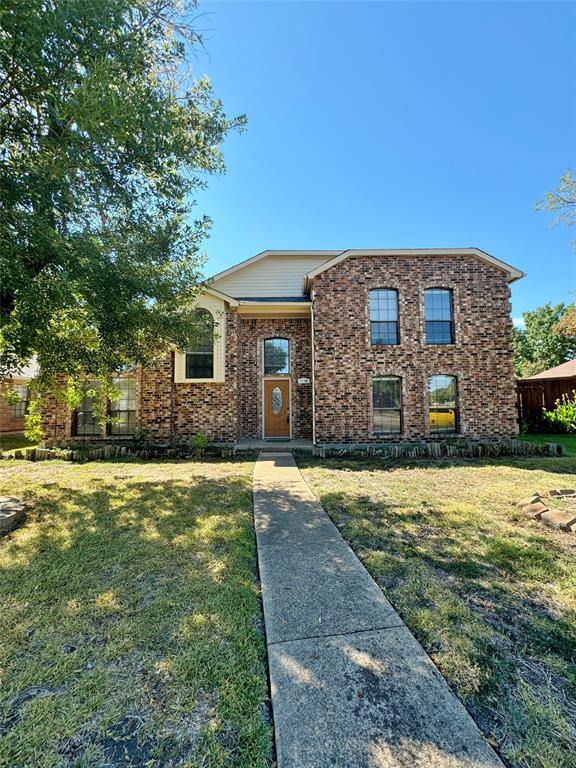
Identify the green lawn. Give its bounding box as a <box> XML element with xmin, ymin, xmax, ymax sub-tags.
<box><xmin>0</xmin><ymin>434</ymin><xmax>38</xmax><ymax>453</ymax></box>
<box><xmin>0</xmin><ymin>459</ymin><xmax>271</xmax><ymax>768</ymax></box>
<box><xmin>519</xmin><ymin>432</ymin><xmax>576</xmax><ymax>457</ymax></box>
<box><xmin>298</xmin><ymin>454</ymin><xmax>576</xmax><ymax>768</ymax></box>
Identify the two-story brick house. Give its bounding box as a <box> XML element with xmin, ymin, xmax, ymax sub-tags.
<box><xmin>41</xmin><ymin>248</ymin><xmax>524</xmax><ymax>445</ymax></box>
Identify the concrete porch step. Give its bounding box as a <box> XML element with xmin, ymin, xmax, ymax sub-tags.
<box><xmin>234</xmin><ymin>439</ymin><xmax>314</xmax><ymax>453</ymax></box>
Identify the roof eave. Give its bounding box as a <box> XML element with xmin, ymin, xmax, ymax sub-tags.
<box><xmin>305</xmin><ymin>248</ymin><xmax>525</xmax><ymax>285</ymax></box>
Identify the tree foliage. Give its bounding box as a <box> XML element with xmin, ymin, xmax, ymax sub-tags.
<box><xmin>555</xmin><ymin>302</ymin><xmax>576</xmax><ymax>337</ymax></box>
<box><xmin>0</xmin><ymin>0</ymin><xmax>245</xmax><ymax>432</ymax></box>
<box><xmin>538</xmin><ymin>170</ymin><xmax>576</xmax><ymax>227</ymax></box>
<box><xmin>513</xmin><ymin>303</ymin><xmax>576</xmax><ymax>378</ymax></box>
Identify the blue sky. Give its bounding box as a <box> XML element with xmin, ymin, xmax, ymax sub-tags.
<box><xmin>195</xmin><ymin>1</ymin><xmax>575</xmax><ymax>321</ymax></box>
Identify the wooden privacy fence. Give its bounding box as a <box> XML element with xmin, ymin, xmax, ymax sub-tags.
<box><xmin>517</xmin><ymin>377</ymin><xmax>576</xmax><ymax>424</ymax></box>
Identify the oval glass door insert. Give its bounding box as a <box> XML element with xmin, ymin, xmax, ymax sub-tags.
<box><xmin>271</xmin><ymin>386</ymin><xmax>282</xmax><ymax>414</ymax></box>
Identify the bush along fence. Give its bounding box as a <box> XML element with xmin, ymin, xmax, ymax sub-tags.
<box><xmin>312</xmin><ymin>438</ymin><xmax>565</xmax><ymax>459</ymax></box>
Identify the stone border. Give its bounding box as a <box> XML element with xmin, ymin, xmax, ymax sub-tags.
<box><xmin>517</xmin><ymin>490</ymin><xmax>576</xmax><ymax>532</ymax></box>
<box><xmin>0</xmin><ymin>497</ymin><xmax>26</xmax><ymax>534</ymax></box>
<box><xmin>0</xmin><ymin>444</ymin><xmax>235</xmax><ymax>463</ymax></box>
<box><xmin>313</xmin><ymin>438</ymin><xmax>564</xmax><ymax>460</ymax></box>
<box><xmin>1</xmin><ymin>438</ymin><xmax>565</xmax><ymax>464</ymax></box>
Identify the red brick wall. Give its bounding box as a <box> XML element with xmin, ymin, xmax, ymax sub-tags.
<box><xmin>238</xmin><ymin>317</ymin><xmax>312</xmax><ymax>439</ymax></box>
<box><xmin>312</xmin><ymin>254</ymin><xmax>518</xmax><ymax>443</ymax></box>
<box><xmin>139</xmin><ymin>310</ymin><xmax>240</xmax><ymax>442</ymax></box>
<box><xmin>40</xmin><ymin>253</ymin><xmax>518</xmax><ymax>445</ymax></box>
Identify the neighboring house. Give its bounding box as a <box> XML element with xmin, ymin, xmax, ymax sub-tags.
<box><xmin>517</xmin><ymin>359</ymin><xmax>576</xmax><ymax>425</ymax></box>
<box><xmin>525</xmin><ymin>360</ymin><xmax>576</xmax><ymax>381</ymax></box>
<box><xmin>0</xmin><ymin>359</ymin><xmax>39</xmax><ymax>435</ymax></box>
<box><xmin>42</xmin><ymin>248</ymin><xmax>524</xmax><ymax>445</ymax></box>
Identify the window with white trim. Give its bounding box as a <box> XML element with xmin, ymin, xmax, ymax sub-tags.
<box><xmin>264</xmin><ymin>338</ymin><xmax>290</xmax><ymax>375</ymax></box>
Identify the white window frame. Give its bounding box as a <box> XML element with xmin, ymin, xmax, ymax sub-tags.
<box><xmin>174</xmin><ymin>294</ymin><xmax>226</xmax><ymax>383</ymax></box>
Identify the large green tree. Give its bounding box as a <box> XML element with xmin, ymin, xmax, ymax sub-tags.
<box><xmin>513</xmin><ymin>303</ymin><xmax>576</xmax><ymax>378</ymax></box>
<box><xmin>0</xmin><ymin>0</ymin><xmax>244</xmax><ymax>432</ymax></box>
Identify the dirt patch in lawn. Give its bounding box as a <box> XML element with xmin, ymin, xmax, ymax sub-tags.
<box><xmin>298</xmin><ymin>454</ymin><xmax>576</xmax><ymax>768</ymax></box>
<box><xmin>0</xmin><ymin>459</ymin><xmax>272</xmax><ymax>768</ymax></box>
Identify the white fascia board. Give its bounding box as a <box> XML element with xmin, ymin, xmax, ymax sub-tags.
<box><xmin>304</xmin><ymin>248</ymin><xmax>525</xmax><ymax>284</ymax></box>
<box><xmin>237</xmin><ymin>299</ymin><xmax>312</xmax><ymax>306</ymax></box>
<box><xmin>203</xmin><ymin>286</ymin><xmax>239</xmax><ymax>306</ymax></box>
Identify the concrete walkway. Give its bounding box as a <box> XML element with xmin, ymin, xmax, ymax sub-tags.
<box><xmin>253</xmin><ymin>452</ymin><xmax>503</xmax><ymax>768</ymax></box>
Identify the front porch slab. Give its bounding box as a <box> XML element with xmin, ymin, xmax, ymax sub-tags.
<box><xmin>234</xmin><ymin>438</ymin><xmax>313</xmax><ymax>453</ymax></box>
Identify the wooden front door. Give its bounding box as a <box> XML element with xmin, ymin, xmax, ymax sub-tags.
<box><xmin>264</xmin><ymin>379</ymin><xmax>290</xmax><ymax>438</ymax></box>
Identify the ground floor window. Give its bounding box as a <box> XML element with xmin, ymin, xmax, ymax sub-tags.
<box><xmin>10</xmin><ymin>384</ymin><xmax>28</xmax><ymax>417</ymax></box>
<box><xmin>74</xmin><ymin>382</ymin><xmax>101</xmax><ymax>436</ymax></box>
<box><xmin>373</xmin><ymin>377</ymin><xmax>402</xmax><ymax>434</ymax></box>
<box><xmin>428</xmin><ymin>375</ymin><xmax>458</xmax><ymax>434</ymax></box>
<box><xmin>110</xmin><ymin>378</ymin><xmax>137</xmax><ymax>435</ymax></box>
<box><xmin>73</xmin><ymin>378</ymin><xmax>137</xmax><ymax>437</ymax></box>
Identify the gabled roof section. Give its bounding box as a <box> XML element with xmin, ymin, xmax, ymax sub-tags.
<box><xmin>209</xmin><ymin>250</ymin><xmax>344</xmax><ymax>283</ymax></box>
<box><xmin>305</xmin><ymin>248</ymin><xmax>525</xmax><ymax>286</ymax></box>
<box><xmin>210</xmin><ymin>251</ymin><xmax>341</xmax><ymax>298</ymax></box>
<box><xmin>208</xmin><ymin>248</ymin><xmax>525</xmax><ymax>300</ymax></box>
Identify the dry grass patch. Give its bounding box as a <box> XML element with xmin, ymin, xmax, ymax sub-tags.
<box><xmin>0</xmin><ymin>459</ymin><xmax>271</xmax><ymax>768</ymax></box>
<box><xmin>298</xmin><ymin>455</ymin><xmax>576</xmax><ymax>768</ymax></box>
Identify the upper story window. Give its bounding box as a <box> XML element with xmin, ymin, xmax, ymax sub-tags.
<box><xmin>264</xmin><ymin>338</ymin><xmax>290</xmax><ymax>375</ymax></box>
<box><xmin>424</xmin><ymin>289</ymin><xmax>454</xmax><ymax>344</ymax></box>
<box><xmin>10</xmin><ymin>384</ymin><xmax>28</xmax><ymax>417</ymax></box>
<box><xmin>186</xmin><ymin>309</ymin><xmax>214</xmax><ymax>379</ymax></box>
<box><xmin>372</xmin><ymin>376</ymin><xmax>402</xmax><ymax>434</ymax></box>
<box><xmin>369</xmin><ymin>289</ymin><xmax>399</xmax><ymax>345</ymax></box>
<box><xmin>428</xmin><ymin>375</ymin><xmax>458</xmax><ymax>434</ymax></box>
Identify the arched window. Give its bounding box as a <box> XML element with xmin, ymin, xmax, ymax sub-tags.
<box><xmin>186</xmin><ymin>309</ymin><xmax>214</xmax><ymax>379</ymax></box>
<box><xmin>428</xmin><ymin>375</ymin><xmax>458</xmax><ymax>434</ymax></box>
<box><xmin>372</xmin><ymin>376</ymin><xmax>402</xmax><ymax>434</ymax></box>
<box><xmin>264</xmin><ymin>338</ymin><xmax>290</xmax><ymax>375</ymax></box>
<box><xmin>369</xmin><ymin>289</ymin><xmax>399</xmax><ymax>345</ymax></box>
<box><xmin>424</xmin><ymin>288</ymin><xmax>454</xmax><ymax>344</ymax></box>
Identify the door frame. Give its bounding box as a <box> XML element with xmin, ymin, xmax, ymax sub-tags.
<box><xmin>262</xmin><ymin>376</ymin><xmax>292</xmax><ymax>440</ymax></box>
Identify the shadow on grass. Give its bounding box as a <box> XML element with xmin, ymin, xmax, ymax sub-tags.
<box><xmin>297</xmin><ymin>453</ymin><xmax>576</xmax><ymax>477</ymax></box>
<box><xmin>308</xmin><ymin>478</ymin><xmax>576</xmax><ymax>767</ymax></box>
<box><xmin>0</xmin><ymin>463</ymin><xmax>272</xmax><ymax>768</ymax></box>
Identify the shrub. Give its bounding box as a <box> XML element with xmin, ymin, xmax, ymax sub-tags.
<box><xmin>189</xmin><ymin>433</ymin><xmax>209</xmax><ymax>456</ymax></box>
<box><xmin>542</xmin><ymin>390</ymin><xmax>576</xmax><ymax>433</ymax></box>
